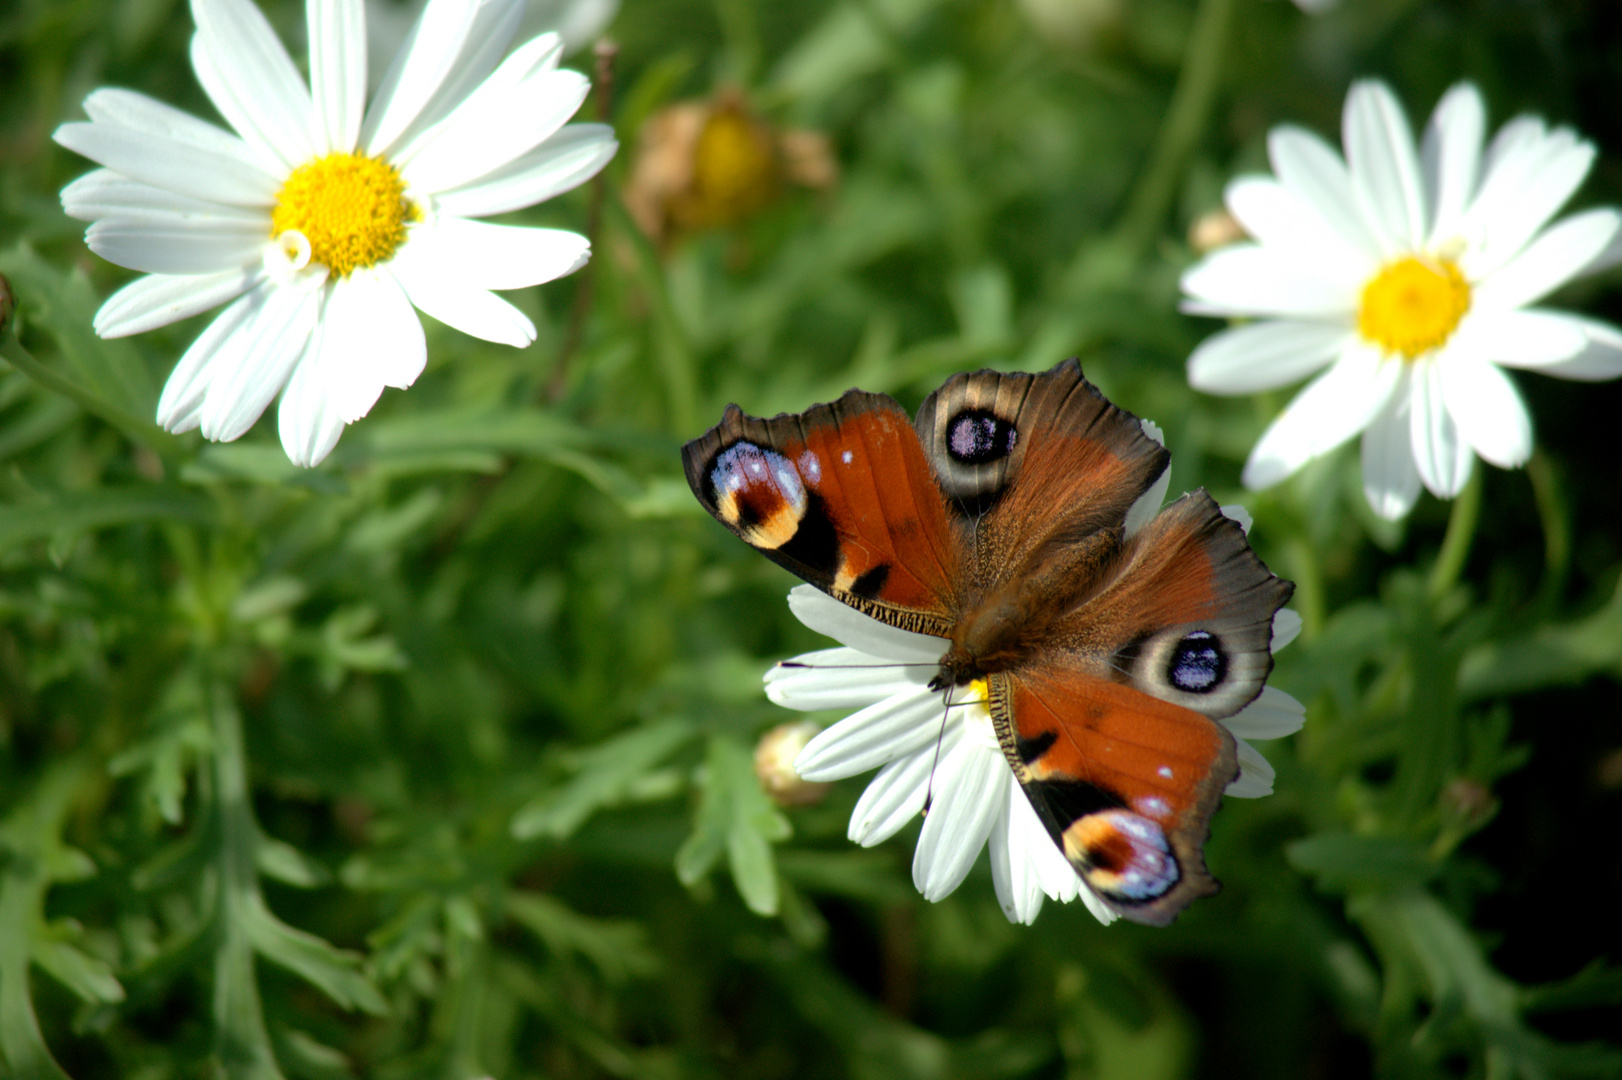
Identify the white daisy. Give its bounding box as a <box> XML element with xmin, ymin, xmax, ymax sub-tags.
<box><xmin>768</xmin><ymin>442</ymin><xmax>1304</xmax><ymax>925</ymax></box>
<box><xmin>56</xmin><ymin>0</ymin><xmax>618</xmax><ymax>466</ymax></box>
<box><xmin>1182</xmin><ymin>80</ymin><xmax>1622</xmax><ymax>519</ymax></box>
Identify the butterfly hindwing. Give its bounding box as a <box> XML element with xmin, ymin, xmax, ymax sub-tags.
<box><xmin>682</xmin><ymin>390</ymin><xmax>962</xmax><ymax>635</ymax></box>
<box><xmin>989</xmin><ymin>665</ymin><xmax>1237</xmax><ymax>925</ymax></box>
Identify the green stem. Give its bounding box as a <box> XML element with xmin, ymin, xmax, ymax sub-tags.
<box><xmin>1114</xmin><ymin>0</ymin><xmax>1237</xmax><ymax>260</ymax></box>
<box><xmin>1427</xmin><ymin>464</ymin><xmax>1483</xmax><ymax>605</ymax></box>
<box><xmin>605</xmin><ymin>194</ymin><xmax>699</xmax><ymax>434</ymax></box>
<box><xmin>1526</xmin><ymin>451</ymin><xmax>1570</xmax><ymax>613</ymax></box>
<box><xmin>0</xmin><ymin>321</ymin><xmax>180</xmax><ymax>457</ymax></box>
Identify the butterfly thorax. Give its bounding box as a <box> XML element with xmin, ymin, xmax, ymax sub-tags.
<box><xmin>932</xmin><ymin>527</ymin><xmax>1126</xmax><ymax>689</ymax></box>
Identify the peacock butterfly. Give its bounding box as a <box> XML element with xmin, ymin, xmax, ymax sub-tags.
<box><xmin>681</xmin><ymin>361</ymin><xmax>1294</xmax><ymax>925</ymax></box>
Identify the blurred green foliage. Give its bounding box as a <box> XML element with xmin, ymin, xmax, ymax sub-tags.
<box><xmin>3</xmin><ymin>0</ymin><xmax>1622</xmax><ymax>1076</ymax></box>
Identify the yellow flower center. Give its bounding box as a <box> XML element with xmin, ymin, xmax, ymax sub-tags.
<box><xmin>270</xmin><ymin>153</ymin><xmax>417</xmax><ymax>277</ymax></box>
<box><xmin>1357</xmin><ymin>255</ymin><xmax>1471</xmax><ymax>359</ymax></box>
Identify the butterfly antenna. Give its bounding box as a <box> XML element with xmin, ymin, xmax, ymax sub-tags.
<box><xmin>922</xmin><ymin>685</ymin><xmax>954</xmax><ymax>816</ymax></box>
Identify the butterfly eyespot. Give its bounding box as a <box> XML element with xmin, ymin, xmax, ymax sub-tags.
<box><xmin>708</xmin><ymin>442</ymin><xmax>808</xmax><ymax>550</ymax></box>
<box><xmin>1064</xmin><ymin>808</ymin><xmax>1180</xmax><ymax>903</ymax></box>
<box><xmin>946</xmin><ymin>409</ymin><xmax>1018</xmax><ymax>465</ymax></box>
<box><xmin>1167</xmin><ymin>630</ymin><xmax>1226</xmax><ymax>693</ymax></box>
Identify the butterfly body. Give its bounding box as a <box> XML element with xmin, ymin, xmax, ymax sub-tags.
<box><xmin>683</xmin><ymin>362</ymin><xmax>1293</xmax><ymax>925</ymax></box>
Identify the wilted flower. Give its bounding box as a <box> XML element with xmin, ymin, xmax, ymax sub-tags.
<box><xmin>624</xmin><ymin>90</ymin><xmax>836</xmax><ymax>245</ymax></box>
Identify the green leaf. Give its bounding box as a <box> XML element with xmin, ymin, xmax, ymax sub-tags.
<box><xmin>506</xmin><ymin>892</ymin><xmax>660</xmax><ymax>983</ymax></box>
<box><xmin>1285</xmin><ymin>834</ymin><xmax>1438</xmax><ymax>892</ymax></box>
<box><xmin>513</xmin><ymin>718</ymin><xmax>695</xmax><ymax>840</ymax></box>
<box><xmin>1459</xmin><ymin>577</ymin><xmax>1622</xmax><ymax>698</ymax></box>
<box><xmin>0</xmin><ymin>484</ymin><xmax>214</xmax><ymax>550</ymax></box>
<box><xmin>243</xmin><ymin>897</ymin><xmax>387</xmax><ymax>1016</ymax></box>
<box><xmin>31</xmin><ymin>932</ymin><xmax>125</xmax><ymax>1005</ymax></box>
<box><xmin>255</xmin><ymin>839</ymin><xmax>332</xmax><ymax>889</ymax></box>
<box><xmin>676</xmin><ymin>736</ymin><xmax>790</xmax><ymax>916</ymax></box>
<box><xmin>0</xmin><ymin>243</ymin><xmax>163</xmax><ymax>428</ymax></box>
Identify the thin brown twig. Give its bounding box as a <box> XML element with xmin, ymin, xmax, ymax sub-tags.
<box><xmin>546</xmin><ymin>38</ymin><xmax>618</xmax><ymax>403</ymax></box>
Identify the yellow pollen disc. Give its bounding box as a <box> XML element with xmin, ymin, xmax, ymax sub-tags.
<box><xmin>966</xmin><ymin>678</ymin><xmax>990</xmax><ymax>703</ymax></box>
<box><xmin>270</xmin><ymin>153</ymin><xmax>417</xmax><ymax>277</ymax></box>
<box><xmin>1358</xmin><ymin>255</ymin><xmax>1471</xmax><ymax>359</ymax></box>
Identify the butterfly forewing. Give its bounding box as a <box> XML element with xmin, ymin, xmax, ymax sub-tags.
<box><xmin>681</xmin><ymin>391</ymin><xmax>962</xmax><ymax>636</ymax></box>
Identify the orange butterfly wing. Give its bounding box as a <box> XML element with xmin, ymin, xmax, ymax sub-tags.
<box><xmin>682</xmin><ymin>391</ymin><xmax>962</xmax><ymax>635</ymax></box>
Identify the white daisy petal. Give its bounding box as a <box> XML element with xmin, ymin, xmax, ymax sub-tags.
<box><xmin>848</xmin><ymin>747</ymin><xmax>938</xmax><ymax>847</ymax></box>
<box><xmin>1360</xmin><ymin>370</ymin><xmax>1423</xmax><ymax>521</ymax></box>
<box><xmin>405</xmin><ymin>218</ymin><xmax>589</xmax><ymax>290</ymax></box>
<box><xmin>1472</xmin><ymin>208</ymin><xmax>1622</xmax><ymax>312</ymax></box>
<box><xmin>1437</xmin><ymin>351</ymin><xmax>1532</xmax><ymax>470</ymax></box>
<box><xmin>75</xmin><ymin>89</ymin><xmax>278</xmax><ymax>192</ymax></box>
<box><xmin>95</xmin><ymin>267</ymin><xmax>265</xmax><ymax>338</ymax></box>
<box><xmin>1222</xmin><ymin>686</ymin><xmax>1306</xmax><ymax>741</ymax></box>
<box><xmin>1343</xmin><ymin>80</ymin><xmax>1427</xmax><ymax>252</ymax></box>
<box><xmin>434</xmin><ymin>123</ymin><xmax>616</xmax><ymax>218</ymax></box>
<box><xmin>1122</xmin><ymin>419</ymin><xmax>1169</xmax><ymax>539</ymax></box>
<box><xmin>1463</xmin><ymin>126</ymin><xmax>1593</xmax><ymax>279</ymax></box>
<box><xmin>793</xmin><ymin>685</ymin><xmax>945</xmax><ymax>782</ymax></box>
<box><xmin>198</xmin><ymin>283</ymin><xmax>321</xmax><ymax>442</ymax></box>
<box><xmin>1181</xmin><ymin>244</ymin><xmax>1360</xmax><ymax>318</ymax></box>
<box><xmin>1225</xmin><ymin>738</ymin><xmax>1277</xmax><ymax>798</ymax></box>
<box><xmin>1242</xmin><ymin>343</ymin><xmax>1401</xmax><ymax>489</ymax></box>
<box><xmin>989</xmin><ymin>783</ymin><xmax>1046</xmax><ymax>925</ymax></box>
<box><xmin>399</xmin><ymin>68</ymin><xmax>589</xmax><ymax>195</ymax></box>
<box><xmin>1009</xmin><ymin>792</ymin><xmax>1086</xmax><ymax>909</ymax></box>
<box><xmin>1267</xmin><ymin>125</ymin><xmax>1383</xmax><ymax>259</ymax></box>
<box><xmin>1517</xmin><ymin>316</ymin><xmax>1622</xmax><ymax>381</ymax></box>
<box><xmin>1451</xmin><ymin>308</ymin><xmax>1588</xmax><ymax>368</ymax></box>
<box><xmin>766</xmin><ymin>648</ymin><xmax>930</xmax><ymax>711</ymax></box>
<box><xmin>315</xmin><ymin>269</ymin><xmax>426</xmax><ymax>423</ymax></box>
<box><xmin>278</xmin><ymin>317</ymin><xmax>349</xmax><ymax>467</ymax></box>
<box><xmin>389</xmin><ymin>249</ymin><xmax>537</xmax><ymax>346</ymax></box>
<box><xmin>309</xmin><ymin>0</ymin><xmax>366</xmax><ymax>154</ymax></box>
<box><xmin>158</xmin><ymin>284</ymin><xmax>272</xmax><ymax>431</ymax></box>
<box><xmin>53</xmin><ymin>122</ymin><xmax>279</xmax><ymax>207</ymax></box>
<box><xmin>61</xmin><ymin>170</ymin><xmax>267</xmax><ymax>223</ymax></box>
<box><xmin>190</xmin><ymin>0</ymin><xmax>317</xmax><ymax>169</ymax></box>
<box><xmin>1224</xmin><ymin>176</ymin><xmax>1378</xmax><ymax>272</ymax></box>
<box><xmin>362</xmin><ymin>0</ymin><xmax>519</xmax><ymax>156</ymax></box>
<box><xmin>1408</xmin><ymin>360</ymin><xmax>1475</xmax><ymax>497</ymax></box>
<box><xmin>1187</xmin><ymin>319</ymin><xmax>1354</xmax><ymax>394</ymax></box>
<box><xmin>85</xmin><ymin>218</ymin><xmax>268</xmax><ymax>276</ymax></box>
<box><xmin>912</xmin><ymin>740</ymin><xmax>1004</xmax><ymax>901</ymax></box>
<box><xmin>783</xmin><ymin>585</ymin><xmax>946</xmax><ymax>664</ymax></box>
<box><xmin>1421</xmin><ymin>82</ymin><xmax>1485</xmax><ymax>248</ymax></box>
<box><xmin>1271</xmin><ymin>608</ymin><xmax>1303</xmax><ymax>651</ymax></box>
<box><xmin>1219</xmin><ymin>504</ymin><xmax>1252</xmax><ymax>534</ymax></box>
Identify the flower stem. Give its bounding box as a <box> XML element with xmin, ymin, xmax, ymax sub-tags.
<box><xmin>548</xmin><ymin>40</ymin><xmax>620</xmax><ymax>404</ymax></box>
<box><xmin>0</xmin><ymin>318</ymin><xmax>179</xmax><ymax>457</ymax></box>
<box><xmin>1115</xmin><ymin>0</ymin><xmax>1236</xmax><ymax>260</ymax></box>
<box><xmin>1527</xmin><ymin>451</ymin><xmax>1570</xmax><ymax>613</ymax></box>
<box><xmin>1427</xmin><ymin>464</ymin><xmax>1483</xmax><ymax>605</ymax></box>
